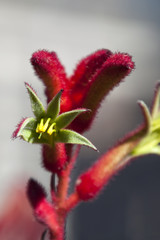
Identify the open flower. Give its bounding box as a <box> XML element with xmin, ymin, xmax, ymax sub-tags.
<box><xmin>28</xmin><ymin>49</ymin><xmax>135</xmax><ymax>173</ymax></box>
<box><xmin>13</xmin><ymin>83</ymin><xmax>96</xmax><ymax>151</ymax></box>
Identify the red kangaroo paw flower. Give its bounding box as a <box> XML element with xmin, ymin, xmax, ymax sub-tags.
<box><xmin>30</xmin><ymin>49</ymin><xmax>134</xmax><ymax>175</ymax></box>
<box><xmin>31</xmin><ymin>50</ymin><xmax>134</xmax><ymax>133</ymax></box>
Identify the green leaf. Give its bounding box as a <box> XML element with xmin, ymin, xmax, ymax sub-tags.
<box><xmin>55</xmin><ymin>129</ymin><xmax>97</xmax><ymax>151</ymax></box>
<box><xmin>46</xmin><ymin>90</ymin><xmax>63</xmax><ymax>120</ymax></box>
<box><xmin>55</xmin><ymin>109</ymin><xmax>89</xmax><ymax>129</ymax></box>
<box><xmin>17</xmin><ymin>117</ymin><xmax>38</xmax><ymax>143</ymax></box>
<box><xmin>25</xmin><ymin>83</ymin><xmax>45</xmax><ymax>119</ymax></box>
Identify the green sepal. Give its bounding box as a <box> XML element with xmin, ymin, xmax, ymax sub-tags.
<box><xmin>151</xmin><ymin>81</ymin><xmax>160</xmax><ymax>118</ymax></box>
<box><xmin>17</xmin><ymin>117</ymin><xmax>38</xmax><ymax>143</ymax></box>
<box><xmin>55</xmin><ymin>129</ymin><xmax>97</xmax><ymax>151</ymax></box>
<box><xmin>138</xmin><ymin>100</ymin><xmax>151</xmax><ymax>133</ymax></box>
<box><xmin>46</xmin><ymin>90</ymin><xmax>63</xmax><ymax>120</ymax></box>
<box><xmin>17</xmin><ymin>117</ymin><xmax>50</xmax><ymax>144</ymax></box>
<box><xmin>55</xmin><ymin>109</ymin><xmax>89</xmax><ymax>129</ymax></box>
<box><xmin>25</xmin><ymin>83</ymin><xmax>45</xmax><ymax>119</ymax></box>
<box><xmin>131</xmin><ymin>132</ymin><xmax>160</xmax><ymax>156</ymax></box>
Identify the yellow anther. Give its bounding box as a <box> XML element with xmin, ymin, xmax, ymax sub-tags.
<box><xmin>47</xmin><ymin>123</ymin><xmax>56</xmax><ymax>135</ymax></box>
<box><xmin>43</xmin><ymin>118</ymin><xmax>51</xmax><ymax>132</ymax></box>
<box><xmin>36</xmin><ymin>118</ymin><xmax>51</xmax><ymax>133</ymax></box>
<box><xmin>39</xmin><ymin>118</ymin><xmax>44</xmax><ymax>131</ymax></box>
<box><xmin>36</xmin><ymin>118</ymin><xmax>56</xmax><ymax>139</ymax></box>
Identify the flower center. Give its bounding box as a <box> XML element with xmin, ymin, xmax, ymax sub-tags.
<box><xmin>36</xmin><ymin>118</ymin><xmax>57</xmax><ymax>139</ymax></box>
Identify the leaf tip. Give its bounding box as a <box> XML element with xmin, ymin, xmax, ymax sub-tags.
<box><xmin>137</xmin><ymin>100</ymin><xmax>151</xmax><ymax>131</ymax></box>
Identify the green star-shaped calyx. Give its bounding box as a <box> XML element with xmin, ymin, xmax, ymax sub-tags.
<box><xmin>13</xmin><ymin>83</ymin><xmax>97</xmax><ymax>151</ymax></box>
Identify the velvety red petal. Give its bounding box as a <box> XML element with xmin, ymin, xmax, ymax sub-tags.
<box><xmin>69</xmin><ymin>49</ymin><xmax>112</xmax><ymax>90</ymax></box>
<box><xmin>31</xmin><ymin>50</ymin><xmax>71</xmax><ymax>111</ymax></box>
<box><xmin>70</xmin><ymin>52</ymin><xmax>135</xmax><ymax>133</ymax></box>
<box><xmin>68</xmin><ymin>49</ymin><xmax>111</xmax><ymax>111</ymax></box>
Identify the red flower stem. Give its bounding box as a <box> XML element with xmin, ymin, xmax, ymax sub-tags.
<box><xmin>47</xmin><ymin>147</ymin><xmax>82</xmax><ymax>240</ymax></box>
<box><xmin>50</xmin><ymin>228</ymin><xmax>64</xmax><ymax>240</ymax></box>
<box><xmin>57</xmin><ymin>172</ymin><xmax>70</xmax><ymax>205</ymax></box>
<box><xmin>57</xmin><ymin>146</ymin><xmax>81</xmax><ymax>205</ymax></box>
<box><xmin>40</xmin><ymin>207</ymin><xmax>61</xmax><ymax>240</ymax></box>
<box><xmin>48</xmin><ymin>208</ymin><xmax>66</xmax><ymax>240</ymax></box>
<box><xmin>65</xmin><ymin>192</ymin><xmax>80</xmax><ymax>212</ymax></box>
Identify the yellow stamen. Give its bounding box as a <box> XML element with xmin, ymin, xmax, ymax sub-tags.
<box><xmin>43</xmin><ymin>118</ymin><xmax>51</xmax><ymax>132</ymax></box>
<box><xmin>38</xmin><ymin>133</ymin><xmax>43</xmax><ymax>139</ymax></box>
<box><xmin>47</xmin><ymin>123</ymin><xmax>56</xmax><ymax>135</ymax></box>
<box><xmin>36</xmin><ymin>118</ymin><xmax>57</xmax><ymax>139</ymax></box>
<box><xmin>36</xmin><ymin>118</ymin><xmax>51</xmax><ymax>133</ymax></box>
<box><xmin>39</xmin><ymin>118</ymin><xmax>44</xmax><ymax>131</ymax></box>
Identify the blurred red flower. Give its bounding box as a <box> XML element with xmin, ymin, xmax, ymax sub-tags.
<box><xmin>0</xmin><ymin>186</ymin><xmax>44</xmax><ymax>240</ymax></box>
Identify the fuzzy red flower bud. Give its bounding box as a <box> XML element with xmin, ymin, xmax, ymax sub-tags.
<box><xmin>27</xmin><ymin>178</ymin><xmax>47</xmax><ymax>210</ymax></box>
<box><xmin>42</xmin><ymin>143</ymin><xmax>68</xmax><ymax>174</ymax></box>
<box><xmin>76</xmin><ymin>125</ymin><xmax>146</xmax><ymax>201</ymax></box>
<box><xmin>27</xmin><ymin>179</ymin><xmax>60</xmax><ymax>234</ymax></box>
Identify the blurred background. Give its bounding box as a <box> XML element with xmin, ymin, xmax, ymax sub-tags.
<box><xmin>0</xmin><ymin>0</ymin><xmax>160</xmax><ymax>239</ymax></box>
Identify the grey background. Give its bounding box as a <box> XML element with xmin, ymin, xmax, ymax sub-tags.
<box><xmin>0</xmin><ymin>0</ymin><xmax>160</xmax><ymax>239</ymax></box>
